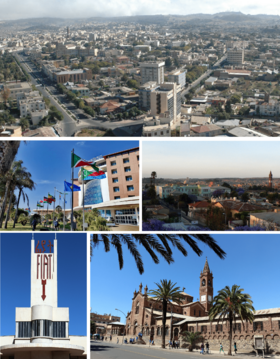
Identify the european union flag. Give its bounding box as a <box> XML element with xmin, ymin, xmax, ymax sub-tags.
<box><xmin>64</xmin><ymin>181</ymin><xmax>81</xmax><ymax>192</ymax></box>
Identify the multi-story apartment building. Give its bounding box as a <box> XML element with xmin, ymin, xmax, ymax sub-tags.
<box><xmin>19</xmin><ymin>97</ymin><xmax>46</xmax><ymax>118</ymax></box>
<box><xmin>168</xmin><ymin>68</ymin><xmax>186</xmax><ymax>88</ymax></box>
<box><xmin>227</xmin><ymin>48</ymin><xmax>244</xmax><ymax>65</ymax></box>
<box><xmin>156</xmin><ymin>184</ymin><xmax>199</xmax><ymax>198</ymax></box>
<box><xmin>54</xmin><ymin>68</ymin><xmax>92</xmax><ymax>84</ymax></box>
<box><xmin>138</xmin><ymin>81</ymin><xmax>159</xmax><ymax>110</ymax></box>
<box><xmin>140</xmin><ymin>61</ymin><xmax>165</xmax><ymax>85</ymax></box>
<box><xmin>4</xmin><ymin>82</ymin><xmax>32</xmax><ymax>99</ymax></box>
<box><xmin>56</xmin><ymin>43</ymin><xmax>98</xmax><ymax>58</ymax></box>
<box><xmin>150</xmin><ymin>83</ymin><xmax>182</xmax><ymax>124</ymax></box>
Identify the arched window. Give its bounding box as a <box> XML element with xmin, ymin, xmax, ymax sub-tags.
<box><xmin>157</xmin><ymin>327</ymin><xmax>161</xmax><ymax>336</ymax></box>
<box><xmin>174</xmin><ymin>328</ymin><xmax>179</xmax><ymax>338</ymax></box>
<box><xmin>146</xmin><ymin>327</ymin><xmax>149</xmax><ymax>335</ymax></box>
<box><xmin>133</xmin><ymin>321</ymin><xmax>137</xmax><ymax>335</ymax></box>
<box><xmin>135</xmin><ymin>302</ymin><xmax>140</xmax><ymax>314</ymax></box>
<box><xmin>165</xmin><ymin>327</ymin><xmax>169</xmax><ymax>336</ymax></box>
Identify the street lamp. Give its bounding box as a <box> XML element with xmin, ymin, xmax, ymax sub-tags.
<box><xmin>115</xmin><ymin>308</ymin><xmax>125</xmax><ymax>345</ymax></box>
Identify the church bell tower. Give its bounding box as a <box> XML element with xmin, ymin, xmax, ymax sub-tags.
<box><xmin>199</xmin><ymin>257</ymin><xmax>213</xmax><ymax>313</ymax></box>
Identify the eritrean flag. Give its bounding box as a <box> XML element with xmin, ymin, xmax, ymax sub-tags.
<box><xmin>71</xmin><ymin>153</ymin><xmax>99</xmax><ymax>171</ymax></box>
<box><xmin>81</xmin><ymin>168</ymin><xmax>105</xmax><ymax>180</ymax></box>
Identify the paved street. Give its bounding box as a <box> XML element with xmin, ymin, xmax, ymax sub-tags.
<box><xmin>14</xmin><ymin>52</ymin><xmax>144</xmax><ymax>137</ymax></box>
<box><xmin>91</xmin><ymin>341</ymin><xmax>268</xmax><ymax>359</ymax></box>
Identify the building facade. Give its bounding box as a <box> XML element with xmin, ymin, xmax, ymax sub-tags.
<box><xmin>0</xmin><ymin>236</ymin><xmax>87</xmax><ymax>359</ymax></box>
<box><xmin>168</xmin><ymin>69</ymin><xmax>186</xmax><ymax>88</ymax></box>
<box><xmin>227</xmin><ymin>48</ymin><xmax>244</xmax><ymax>65</ymax></box>
<box><xmin>120</xmin><ymin>259</ymin><xmax>280</xmax><ymax>352</ymax></box>
<box><xmin>140</xmin><ymin>62</ymin><xmax>165</xmax><ymax>85</ymax></box>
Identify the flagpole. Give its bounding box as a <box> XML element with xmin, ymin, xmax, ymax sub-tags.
<box><xmin>63</xmin><ymin>191</ymin><xmax>66</xmax><ymax>231</ymax></box>
<box><xmin>71</xmin><ymin>149</ymin><xmax>74</xmax><ymax>231</ymax></box>
<box><xmin>82</xmin><ymin>166</ymin><xmax>85</xmax><ymax>231</ymax></box>
<box><xmin>53</xmin><ymin>188</ymin><xmax>56</xmax><ymax>229</ymax></box>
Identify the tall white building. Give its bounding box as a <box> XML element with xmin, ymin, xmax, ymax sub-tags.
<box><xmin>0</xmin><ymin>236</ymin><xmax>87</xmax><ymax>359</ymax></box>
<box><xmin>140</xmin><ymin>61</ymin><xmax>165</xmax><ymax>85</ymax></box>
<box><xmin>227</xmin><ymin>48</ymin><xmax>244</xmax><ymax>65</ymax></box>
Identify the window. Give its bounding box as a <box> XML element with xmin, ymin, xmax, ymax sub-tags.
<box><xmin>278</xmin><ymin>320</ymin><xmax>280</xmax><ymax>330</ymax></box>
<box><xmin>135</xmin><ymin>302</ymin><xmax>140</xmax><ymax>314</ymax></box>
<box><xmin>253</xmin><ymin>322</ymin><xmax>263</xmax><ymax>331</ymax></box>
<box><xmin>43</xmin><ymin>320</ymin><xmax>51</xmax><ymax>337</ymax></box>
<box><xmin>114</xmin><ymin>196</ymin><xmax>120</xmax><ymax>200</ymax></box>
<box><xmin>113</xmin><ymin>178</ymin><xmax>118</xmax><ymax>183</ymax></box>
<box><xmin>113</xmin><ymin>187</ymin><xmax>120</xmax><ymax>192</ymax></box>
<box><xmin>32</xmin><ymin>320</ymin><xmax>40</xmax><ymax>337</ymax></box>
<box><xmin>112</xmin><ymin>169</ymin><xmax>117</xmax><ymax>174</ymax></box>
<box><xmin>124</xmin><ymin>167</ymin><xmax>131</xmax><ymax>172</ymax></box>
<box><xmin>123</xmin><ymin>158</ymin><xmax>129</xmax><ymax>163</ymax></box>
<box><xmin>165</xmin><ymin>327</ymin><xmax>169</xmax><ymax>336</ymax></box>
<box><xmin>201</xmin><ymin>325</ymin><xmax>207</xmax><ymax>333</ymax></box>
<box><xmin>194</xmin><ymin>310</ymin><xmax>196</xmax><ymax>316</ymax></box>
<box><xmin>127</xmin><ymin>185</ymin><xmax>134</xmax><ymax>191</ymax></box>
<box><xmin>157</xmin><ymin>327</ymin><xmax>161</xmax><ymax>336</ymax></box>
<box><xmin>199</xmin><ymin>310</ymin><xmax>201</xmax><ymax>317</ymax></box>
<box><xmin>53</xmin><ymin>322</ymin><xmax>66</xmax><ymax>338</ymax></box>
<box><xmin>18</xmin><ymin>322</ymin><xmax>31</xmax><ymax>338</ymax></box>
<box><xmin>126</xmin><ymin>176</ymin><xmax>132</xmax><ymax>181</ymax></box>
<box><xmin>111</xmin><ymin>161</ymin><xmax>116</xmax><ymax>166</ymax></box>
<box><xmin>161</xmin><ymin>131</ymin><xmax>163</xmax><ymax>135</ymax></box>
<box><xmin>189</xmin><ymin>326</ymin><xmax>194</xmax><ymax>332</ymax></box>
<box><xmin>154</xmin><ymin>132</ymin><xmax>157</xmax><ymax>136</ymax></box>
<box><xmin>137</xmin><ymin>156</ymin><xmax>139</xmax><ymax>161</ymax></box>
<box><xmin>216</xmin><ymin>324</ymin><xmax>223</xmax><ymax>332</ymax></box>
<box><xmin>233</xmin><ymin>323</ymin><xmax>241</xmax><ymax>331</ymax></box>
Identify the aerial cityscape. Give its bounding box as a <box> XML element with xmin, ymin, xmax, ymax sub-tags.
<box><xmin>1</xmin><ymin>12</ymin><xmax>280</xmax><ymax>137</ymax></box>
<box><xmin>142</xmin><ymin>141</ymin><xmax>280</xmax><ymax>230</ymax></box>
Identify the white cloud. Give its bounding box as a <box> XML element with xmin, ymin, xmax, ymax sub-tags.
<box><xmin>1</xmin><ymin>0</ymin><xmax>280</xmax><ymax>20</ymax></box>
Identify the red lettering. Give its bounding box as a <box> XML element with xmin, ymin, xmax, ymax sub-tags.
<box><xmin>37</xmin><ymin>255</ymin><xmax>40</xmax><ymax>279</ymax></box>
<box><xmin>48</xmin><ymin>254</ymin><xmax>52</xmax><ymax>279</ymax></box>
<box><xmin>41</xmin><ymin>240</ymin><xmax>46</xmax><ymax>253</ymax></box>
<box><xmin>35</xmin><ymin>240</ymin><xmax>41</xmax><ymax>253</ymax></box>
<box><xmin>47</xmin><ymin>240</ymin><xmax>53</xmax><ymax>253</ymax></box>
<box><xmin>44</xmin><ymin>255</ymin><xmax>48</xmax><ymax>279</ymax></box>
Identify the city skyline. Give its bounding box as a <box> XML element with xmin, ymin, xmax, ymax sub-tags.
<box><xmin>143</xmin><ymin>141</ymin><xmax>280</xmax><ymax>179</ymax></box>
<box><xmin>90</xmin><ymin>234</ymin><xmax>280</xmax><ymax>324</ymax></box>
<box><xmin>1</xmin><ymin>5</ymin><xmax>280</xmax><ymax>21</ymax></box>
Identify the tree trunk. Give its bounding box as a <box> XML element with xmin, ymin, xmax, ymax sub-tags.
<box><xmin>4</xmin><ymin>188</ymin><xmax>14</xmax><ymax>229</ymax></box>
<box><xmin>162</xmin><ymin>299</ymin><xmax>167</xmax><ymax>348</ymax></box>
<box><xmin>13</xmin><ymin>187</ymin><xmax>22</xmax><ymax>228</ymax></box>
<box><xmin>228</xmin><ymin>314</ymin><xmax>233</xmax><ymax>355</ymax></box>
<box><xmin>0</xmin><ymin>180</ymin><xmax>11</xmax><ymax>228</ymax></box>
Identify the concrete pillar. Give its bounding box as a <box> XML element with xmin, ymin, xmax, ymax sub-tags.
<box><xmin>15</xmin><ymin>322</ymin><xmax>19</xmax><ymax>338</ymax></box>
<box><xmin>40</xmin><ymin>319</ymin><xmax>44</xmax><ymax>337</ymax></box>
<box><xmin>66</xmin><ymin>322</ymin><xmax>69</xmax><ymax>338</ymax></box>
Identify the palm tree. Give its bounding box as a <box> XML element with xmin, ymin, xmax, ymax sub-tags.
<box><xmin>91</xmin><ymin>234</ymin><xmax>226</xmax><ymax>275</ymax></box>
<box><xmin>208</xmin><ymin>285</ymin><xmax>255</xmax><ymax>355</ymax></box>
<box><xmin>0</xmin><ymin>161</ymin><xmax>24</xmax><ymax>228</ymax></box>
<box><xmin>13</xmin><ymin>168</ymin><xmax>35</xmax><ymax>228</ymax></box>
<box><xmin>181</xmin><ymin>331</ymin><xmax>204</xmax><ymax>351</ymax></box>
<box><xmin>149</xmin><ymin>280</ymin><xmax>183</xmax><ymax>348</ymax></box>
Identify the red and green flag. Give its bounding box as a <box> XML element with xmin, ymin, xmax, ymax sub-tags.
<box><xmin>71</xmin><ymin>153</ymin><xmax>99</xmax><ymax>171</ymax></box>
<box><xmin>44</xmin><ymin>197</ymin><xmax>52</xmax><ymax>204</ymax></box>
<box><xmin>48</xmin><ymin>194</ymin><xmax>55</xmax><ymax>202</ymax></box>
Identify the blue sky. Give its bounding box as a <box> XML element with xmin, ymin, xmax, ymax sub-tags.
<box><xmin>143</xmin><ymin>141</ymin><xmax>280</xmax><ymax>179</ymax></box>
<box><xmin>1</xmin><ymin>1</ymin><xmax>280</xmax><ymax>20</ymax></box>
<box><xmin>0</xmin><ymin>232</ymin><xmax>87</xmax><ymax>336</ymax></box>
<box><xmin>90</xmin><ymin>234</ymin><xmax>280</xmax><ymax>323</ymax></box>
<box><xmin>13</xmin><ymin>140</ymin><xmax>138</xmax><ymax>213</ymax></box>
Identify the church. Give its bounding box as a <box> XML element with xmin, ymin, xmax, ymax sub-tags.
<box><xmin>122</xmin><ymin>258</ymin><xmax>280</xmax><ymax>352</ymax></box>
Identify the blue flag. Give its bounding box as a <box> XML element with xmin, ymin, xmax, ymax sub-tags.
<box><xmin>84</xmin><ymin>174</ymin><xmax>106</xmax><ymax>181</ymax></box>
<box><xmin>64</xmin><ymin>181</ymin><xmax>81</xmax><ymax>192</ymax></box>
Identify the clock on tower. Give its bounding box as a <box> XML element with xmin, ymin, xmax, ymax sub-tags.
<box><xmin>199</xmin><ymin>257</ymin><xmax>214</xmax><ymax>313</ymax></box>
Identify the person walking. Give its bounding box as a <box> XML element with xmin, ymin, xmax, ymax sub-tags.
<box><xmin>176</xmin><ymin>340</ymin><xmax>179</xmax><ymax>349</ymax></box>
<box><xmin>32</xmin><ymin>218</ymin><xmax>37</xmax><ymax>231</ymax></box>
<box><xmin>173</xmin><ymin>340</ymin><xmax>176</xmax><ymax>349</ymax></box>
<box><xmin>219</xmin><ymin>343</ymin><xmax>224</xmax><ymax>354</ymax></box>
<box><xmin>206</xmin><ymin>342</ymin><xmax>209</xmax><ymax>354</ymax></box>
<box><xmin>169</xmin><ymin>339</ymin><xmax>172</xmax><ymax>349</ymax></box>
<box><xmin>234</xmin><ymin>342</ymin><xmax>237</xmax><ymax>355</ymax></box>
<box><xmin>200</xmin><ymin>343</ymin><xmax>205</xmax><ymax>354</ymax></box>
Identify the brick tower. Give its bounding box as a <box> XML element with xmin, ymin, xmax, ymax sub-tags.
<box><xmin>199</xmin><ymin>257</ymin><xmax>214</xmax><ymax>313</ymax></box>
<box><xmin>269</xmin><ymin>171</ymin><xmax>273</xmax><ymax>189</ymax></box>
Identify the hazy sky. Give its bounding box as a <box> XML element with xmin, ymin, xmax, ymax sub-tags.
<box><xmin>1</xmin><ymin>0</ymin><xmax>280</xmax><ymax>20</ymax></box>
<box><xmin>142</xmin><ymin>141</ymin><xmax>280</xmax><ymax>179</ymax></box>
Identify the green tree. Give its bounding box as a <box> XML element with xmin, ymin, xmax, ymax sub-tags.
<box><xmin>181</xmin><ymin>331</ymin><xmax>204</xmax><ymax>351</ymax></box>
<box><xmin>20</xmin><ymin>118</ymin><xmax>30</xmax><ymax>131</ymax></box>
<box><xmin>225</xmin><ymin>99</ymin><xmax>232</xmax><ymax>114</ymax></box>
<box><xmin>209</xmin><ymin>285</ymin><xmax>255</xmax><ymax>355</ymax></box>
<box><xmin>241</xmin><ymin>193</ymin><xmax>249</xmax><ymax>202</ymax></box>
<box><xmin>91</xmin><ymin>234</ymin><xmax>226</xmax><ymax>275</ymax></box>
<box><xmin>149</xmin><ymin>280</ymin><xmax>183</xmax><ymax>348</ymax></box>
<box><xmin>165</xmin><ymin>57</ymin><xmax>173</xmax><ymax>67</ymax></box>
<box><xmin>13</xmin><ymin>165</ymin><xmax>35</xmax><ymax>228</ymax></box>
<box><xmin>91</xmin><ymin>321</ymin><xmax>96</xmax><ymax>335</ymax></box>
